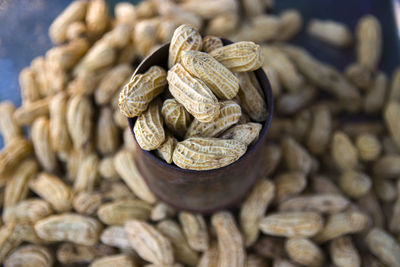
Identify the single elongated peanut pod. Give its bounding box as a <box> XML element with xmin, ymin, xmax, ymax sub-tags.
<box><xmin>278</xmin><ymin>194</ymin><xmax>349</xmax><ymax>214</ymax></box>
<box><xmin>259</xmin><ymin>212</ymin><xmax>323</xmax><ymax>238</ymax></box>
<box><xmin>307</xmin><ymin>19</ymin><xmax>353</xmax><ymax>47</ymax></box>
<box><xmin>331</xmin><ymin>131</ymin><xmax>359</xmax><ymax>171</ymax></box>
<box><xmin>97</xmin><ymin>199</ymin><xmax>152</xmax><ymax>225</ymax></box>
<box><xmin>240</xmin><ymin>179</ymin><xmax>275</xmax><ymax>247</ymax></box>
<box><xmin>34</xmin><ymin>213</ymin><xmax>102</xmax><ymax>246</ymax></box>
<box><xmin>134</xmin><ymin>99</ymin><xmax>165</xmax><ymax>151</ymax></box>
<box><xmin>330</xmin><ymin>236</ymin><xmax>361</xmax><ymax>267</ymax></box>
<box><xmin>313</xmin><ymin>211</ymin><xmax>368</xmax><ymax>243</ymax></box>
<box><xmin>236</xmin><ymin>72</ymin><xmax>268</xmax><ymax>122</ymax></box>
<box><xmin>85</xmin><ymin>0</ymin><xmax>110</xmax><ymax>40</ymax></box>
<box><xmin>211</xmin><ymin>211</ymin><xmax>245</xmax><ymax>267</ymax></box>
<box><xmin>66</xmin><ymin>95</ymin><xmax>93</xmax><ymax>149</ymax></box>
<box><xmin>285</xmin><ymin>238</ymin><xmax>325</xmax><ymax>267</ymax></box>
<box><xmin>384</xmin><ymin>101</ymin><xmax>400</xmax><ymax>150</ymax></box>
<box><xmin>119</xmin><ymin>66</ymin><xmax>167</xmax><ymax>118</ymax></box>
<box><xmin>185</xmin><ymin>100</ymin><xmax>241</xmax><ymax>138</ymax></box>
<box><xmin>169</xmin><ymin>24</ymin><xmax>202</xmax><ymax>68</ymax></box>
<box><xmin>167</xmin><ymin>63</ymin><xmax>220</xmax><ymax>123</ymax></box>
<box><xmin>29</xmin><ymin>172</ymin><xmax>72</xmax><ymax>212</ymax></box>
<box><xmin>161</xmin><ymin>99</ymin><xmax>192</xmax><ymax>138</ymax></box>
<box><xmin>0</xmin><ymin>102</ymin><xmax>22</xmax><ymax>145</ymax></box>
<box><xmin>31</xmin><ymin>117</ymin><xmax>58</xmax><ymax>172</ymax></box>
<box><xmin>3</xmin><ymin>198</ymin><xmax>52</xmax><ymax>224</ymax></box>
<box><xmin>356</xmin><ymin>15</ymin><xmax>382</xmax><ymax>72</ymax></box>
<box><xmin>273</xmin><ymin>172</ymin><xmax>307</xmax><ymax>204</ymax></box>
<box><xmin>49</xmin><ymin>92</ymin><xmax>72</xmax><ymax>153</ymax></box>
<box><xmin>182</xmin><ymin>51</ymin><xmax>239</xmax><ymax>100</ymax></box>
<box><xmin>364</xmin><ymin>72</ymin><xmax>388</xmax><ymax>114</ymax></box>
<box><xmin>172</xmin><ymin>137</ymin><xmax>247</xmax><ymax>170</ymax></box>
<box><xmin>124</xmin><ymin>220</ymin><xmax>174</xmax><ymax>266</ymax></box>
<box><xmin>179</xmin><ymin>212</ymin><xmax>209</xmax><ymax>252</ymax></box>
<box><xmin>210</xmin><ymin>41</ymin><xmax>263</xmax><ymax>72</ymax></box>
<box><xmin>365</xmin><ymin>228</ymin><xmax>400</xmax><ymax>267</ymax></box>
<box><xmin>18</xmin><ymin>68</ymin><xmax>40</xmax><ymax>104</ymax></box>
<box><xmin>339</xmin><ymin>170</ymin><xmax>372</xmax><ymax>198</ymax></box>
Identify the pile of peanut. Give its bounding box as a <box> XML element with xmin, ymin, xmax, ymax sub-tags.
<box><xmin>119</xmin><ymin>25</ymin><xmax>266</xmax><ymax>170</ymax></box>
<box><xmin>0</xmin><ymin>0</ymin><xmax>400</xmax><ymax>266</ymax></box>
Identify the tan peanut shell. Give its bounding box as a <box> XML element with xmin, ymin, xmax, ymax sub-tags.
<box><xmin>313</xmin><ymin>211</ymin><xmax>368</xmax><ymax>243</ymax></box>
<box><xmin>4</xmin><ymin>159</ymin><xmax>38</xmax><ymax>210</ymax></box>
<box><xmin>285</xmin><ymin>238</ymin><xmax>325</xmax><ymax>267</ymax></box>
<box><xmin>151</xmin><ymin>202</ymin><xmax>176</xmax><ymax>222</ymax></box>
<box><xmin>276</xmin><ymin>86</ymin><xmax>317</xmax><ymax>115</ymax></box>
<box><xmin>29</xmin><ymin>172</ymin><xmax>72</xmax><ymax>212</ymax></box>
<box><xmin>205</xmin><ymin>12</ymin><xmax>239</xmax><ymax>37</ymax></box>
<box><xmin>100</xmin><ymin>226</ymin><xmax>131</xmax><ymax>250</ymax></box>
<box><xmin>356</xmin><ymin>15</ymin><xmax>382</xmax><ymax>72</ymax></box>
<box><xmin>365</xmin><ymin>228</ymin><xmax>400</xmax><ymax>267</ymax></box>
<box><xmin>133</xmin><ymin>19</ymin><xmax>160</xmax><ymax>58</ymax></box>
<box><xmin>274</xmin><ymin>171</ymin><xmax>307</xmax><ymax>203</ymax></box>
<box><xmin>240</xmin><ymin>179</ymin><xmax>275</xmax><ymax>247</ymax></box>
<box><xmin>31</xmin><ymin>117</ymin><xmax>57</xmax><ymax>172</ymax></box>
<box><xmin>277</xmin><ymin>9</ymin><xmax>303</xmax><ymax>41</ymax></box>
<box><xmin>178</xmin><ymin>212</ymin><xmax>209</xmax><ymax>252</ymax></box>
<box><xmin>85</xmin><ymin>0</ymin><xmax>109</xmax><ymax>40</ymax></box>
<box><xmin>161</xmin><ymin>99</ymin><xmax>192</xmax><ymax>137</ymax></box>
<box><xmin>185</xmin><ymin>100</ymin><xmax>241</xmax><ymax>138</ymax></box>
<box><xmin>34</xmin><ymin>213</ymin><xmax>102</xmax><ymax>246</ymax></box>
<box><xmin>125</xmin><ymin>220</ymin><xmax>174</xmax><ymax>265</ymax></box>
<box><xmin>236</xmin><ymin>71</ymin><xmax>268</xmax><ymax>122</ymax></box>
<box><xmin>307</xmin><ymin>105</ymin><xmax>331</xmax><ymax>155</ymax></box>
<box><xmin>134</xmin><ymin>99</ymin><xmax>165</xmax><ymax>151</ymax></box>
<box><xmin>66</xmin><ymin>94</ymin><xmax>93</xmax><ymax>149</ymax></box>
<box><xmin>278</xmin><ymin>194</ymin><xmax>349</xmax><ymax>214</ymax></box>
<box><xmin>197</xmin><ymin>242</ymin><xmax>218</xmax><ymax>267</ymax></box>
<box><xmin>14</xmin><ymin>98</ymin><xmax>50</xmax><ymax>126</ymax></box>
<box><xmin>119</xmin><ymin>66</ymin><xmax>167</xmax><ymax>118</ymax></box>
<box><xmin>339</xmin><ymin>170</ymin><xmax>372</xmax><ymax>198</ymax></box>
<box><xmin>95</xmin><ymin>64</ymin><xmax>133</xmax><ymax>105</ymax></box>
<box><xmin>384</xmin><ymin>101</ymin><xmax>400</xmax><ymax>150</ymax></box>
<box><xmin>259</xmin><ymin>212</ymin><xmax>324</xmax><ymax>238</ymax></box>
<box><xmin>96</xmin><ymin>107</ymin><xmax>120</xmax><ymax>156</ymax></box>
<box><xmin>262</xmin><ymin>45</ymin><xmax>304</xmax><ymax>92</ymax></box>
<box><xmin>330</xmin><ymin>236</ymin><xmax>361</xmax><ymax>267</ymax></box>
<box><xmin>181</xmin><ymin>50</ymin><xmax>239</xmax><ymax>99</ymax></box>
<box><xmin>156</xmin><ymin>134</ymin><xmax>178</xmax><ymax>164</ymax></box>
<box><xmin>114</xmin><ymin>150</ymin><xmax>156</xmax><ymax>204</ymax></box>
<box><xmin>56</xmin><ymin>242</ymin><xmax>116</xmax><ymax>265</ymax></box>
<box><xmin>49</xmin><ymin>0</ymin><xmax>88</xmax><ymax>44</ymax></box>
<box><xmin>0</xmin><ymin>101</ymin><xmax>22</xmax><ymax>145</ymax></box>
<box><xmin>18</xmin><ymin>68</ymin><xmax>40</xmax><ymax>104</ymax></box>
<box><xmin>307</xmin><ymin>19</ymin><xmax>353</xmax><ymax>47</ymax></box>
<box><xmin>73</xmin><ymin>192</ymin><xmax>102</xmax><ymax>215</ymax></box>
<box><xmin>168</xmin><ymin>24</ymin><xmax>202</xmax><ymax>68</ymax></box>
<box><xmin>4</xmin><ymin>245</ymin><xmax>54</xmax><ymax>267</ymax></box>
<box><xmin>97</xmin><ymin>199</ymin><xmax>152</xmax><ymax>225</ymax></box>
<box><xmin>281</xmin><ymin>137</ymin><xmax>313</xmax><ymax>175</ymax></box>
<box><xmin>373</xmin><ymin>155</ymin><xmax>400</xmax><ymax>178</ymax></box>
<box><xmin>74</xmin><ymin>153</ymin><xmax>99</xmax><ymax>193</ymax></box>
<box><xmin>172</xmin><ymin>137</ymin><xmax>247</xmax><ymax>170</ymax></box>
<box><xmin>364</xmin><ymin>72</ymin><xmax>388</xmax><ymax>114</ymax></box>
<box><xmin>211</xmin><ymin>211</ymin><xmax>246</xmax><ymax>267</ymax></box>
<box><xmin>220</xmin><ymin>122</ymin><xmax>262</xmax><ymax>146</ymax></box>
<box><xmin>157</xmin><ymin>220</ymin><xmax>199</xmax><ymax>266</ymax></box>
<box><xmin>331</xmin><ymin>131</ymin><xmax>359</xmax><ymax>171</ymax></box>
<box><xmin>49</xmin><ymin>92</ymin><xmax>72</xmax><ymax>153</ymax></box>
<box><xmin>3</xmin><ymin>198</ymin><xmax>52</xmax><ymax>224</ymax></box>
<box><xmin>0</xmin><ymin>137</ymin><xmax>33</xmax><ymax>175</ymax></box>
<box><xmin>202</xmin><ymin>35</ymin><xmax>223</xmax><ymax>53</ymax></box>
<box><xmin>210</xmin><ymin>41</ymin><xmax>263</xmax><ymax>72</ymax></box>
<box><xmin>167</xmin><ymin>63</ymin><xmax>220</xmax><ymax>123</ymax></box>
<box><xmin>89</xmin><ymin>254</ymin><xmax>135</xmax><ymax>267</ymax></box>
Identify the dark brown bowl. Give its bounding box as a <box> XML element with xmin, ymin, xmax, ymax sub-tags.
<box><xmin>127</xmin><ymin>39</ymin><xmax>274</xmax><ymax>213</ymax></box>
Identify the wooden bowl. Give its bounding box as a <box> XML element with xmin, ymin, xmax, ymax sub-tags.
<box><xmin>127</xmin><ymin>40</ymin><xmax>274</xmax><ymax>213</ymax></box>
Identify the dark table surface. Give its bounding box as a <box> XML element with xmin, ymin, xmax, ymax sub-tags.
<box><xmin>0</xmin><ymin>0</ymin><xmax>399</xmax><ymax>148</ymax></box>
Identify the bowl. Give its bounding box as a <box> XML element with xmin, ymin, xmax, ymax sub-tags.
<box><xmin>127</xmin><ymin>39</ymin><xmax>274</xmax><ymax>213</ymax></box>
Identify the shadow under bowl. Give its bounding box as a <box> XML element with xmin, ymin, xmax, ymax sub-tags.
<box><xmin>127</xmin><ymin>39</ymin><xmax>274</xmax><ymax>213</ymax></box>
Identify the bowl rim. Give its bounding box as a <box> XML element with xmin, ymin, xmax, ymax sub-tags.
<box><xmin>127</xmin><ymin>39</ymin><xmax>274</xmax><ymax>175</ymax></box>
